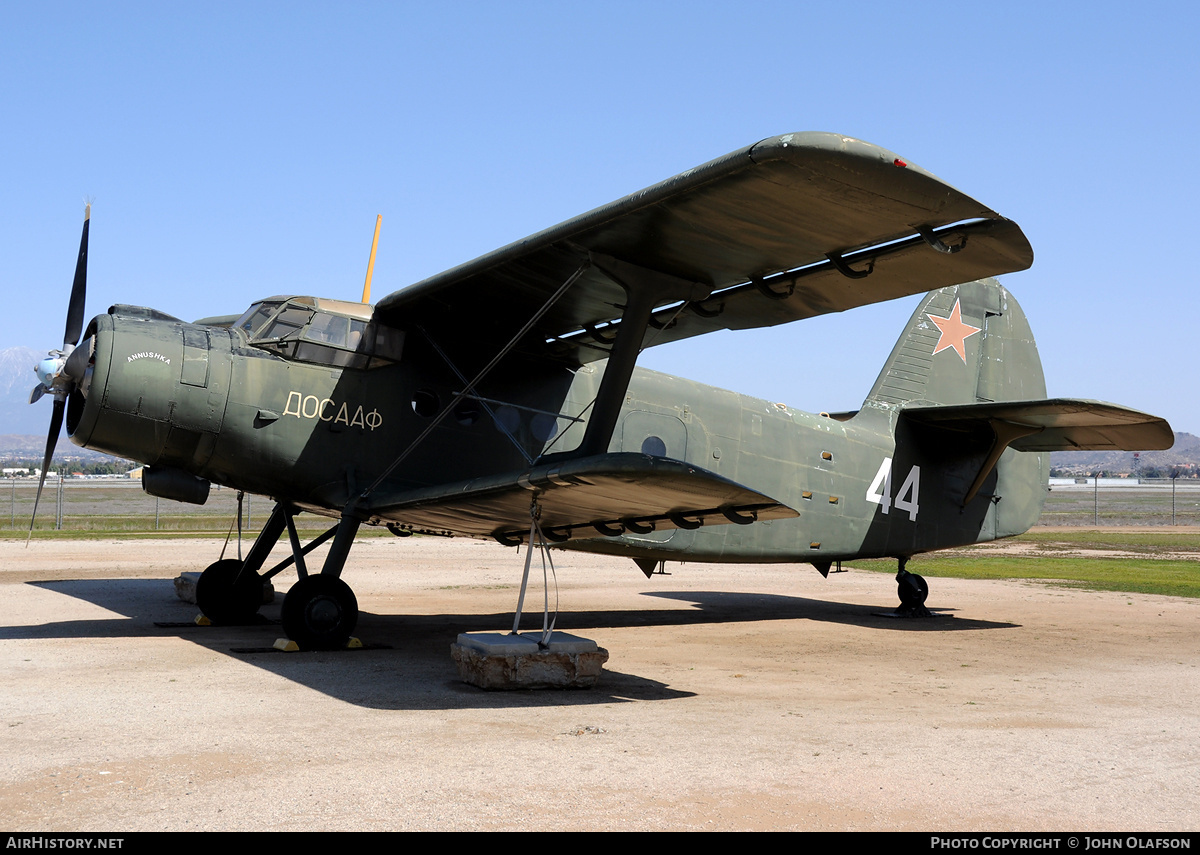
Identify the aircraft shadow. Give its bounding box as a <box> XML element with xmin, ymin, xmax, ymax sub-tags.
<box><xmin>638</xmin><ymin>589</ymin><xmax>1017</xmax><ymax>632</ymax></box>
<box><xmin>7</xmin><ymin>578</ymin><xmax>1016</xmax><ymax>710</ymax></box>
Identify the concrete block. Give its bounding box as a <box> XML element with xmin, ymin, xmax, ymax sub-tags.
<box><xmin>452</xmin><ymin>631</ymin><xmax>609</xmax><ymax>689</ymax></box>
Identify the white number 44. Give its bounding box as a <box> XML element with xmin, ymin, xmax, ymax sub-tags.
<box><xmin>866</xmin><ymin>457</ymin><xmax>920</xmax><ymax>521</ymax></box>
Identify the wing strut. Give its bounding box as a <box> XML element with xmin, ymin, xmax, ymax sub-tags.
<box><xmin>356</xmin><ymin>260</ymin><xmax>591</xmax><ymax>504</ymax></box>
<box><xmin>567</xmin><ymin>252</ymin><xmax>710</xmax><ymax>458</ymax></box>
<box><xmin>511</xmin><ymin>502</ymin><xmax>560</xmax><ymax>644</ymax></box>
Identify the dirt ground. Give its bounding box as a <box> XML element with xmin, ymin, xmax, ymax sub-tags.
<box><xmin>1</xmin><ymin>535</ymin><xmax>1197</xmax><ymax>831</ymax></box>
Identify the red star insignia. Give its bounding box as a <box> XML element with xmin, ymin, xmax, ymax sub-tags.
<box><xmin>927</xmin><ymin>299</ymin><xmax>981</xmax><ymax>362</ymax></box>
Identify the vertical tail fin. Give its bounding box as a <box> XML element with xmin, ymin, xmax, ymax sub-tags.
<box><xmin>864</xmin><ymin>277</ymin><xmax>1046</xmax><ymax>410</ymax></box>
<box><xmin>862</xmin><ymin>277</ymin><xmax>1050</xmax><ymax>542</ymax></box>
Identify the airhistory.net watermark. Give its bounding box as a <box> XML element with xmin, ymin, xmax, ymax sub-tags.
<box><xmin>5</xmin><ymin>838</ymin><xmax>123</xmax><ymax>850</ymax></box>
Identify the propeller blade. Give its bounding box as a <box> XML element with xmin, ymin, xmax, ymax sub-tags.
<box><xmin>27</xmin><ymin>397</ymin><xmax>64</xmax><ymax>545</ymax></box>
<box><xmin>27</xmin><ymin>396</ymin><xmax>65</xmax><ymax>545</ymax></box>
<box><xmin>29</xmin><ymin>384</ymin><xmax>46</xmax><ymax>405</ymax></box>
<box><xmin>63</xmin><ymin>204</ymin><xmax>90</xmax><ymax>349</ymax></box>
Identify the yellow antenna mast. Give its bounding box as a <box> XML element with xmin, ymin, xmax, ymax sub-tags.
<box><xmin>361</xmin><ymin>214</ymin><xmax>382</xmax><ymax>304</ymax></box>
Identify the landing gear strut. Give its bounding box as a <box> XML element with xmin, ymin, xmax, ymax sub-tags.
<box><xmin>279</xmin><ymin>511</ymin><xmax>361</xmax><ymax>650</ymax></box>
<box><xmin>196</xmin><ymin>502</ymin><xmax>363</xmax><ymax>649</ymax></box>
<box><xmin>895</xmin><ymin>557</ymin><xmax>930</xmax><ymax>617</ymax></box>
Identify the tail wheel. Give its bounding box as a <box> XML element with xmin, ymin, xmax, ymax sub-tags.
<box><xmin>281</xmin><ymin>575</ymin><xmax>358</xmax><ymax>650</ymax></box>
<box><xmin>897</xmin><ymin>571</ymin><xmax>929</xmax><ymax>609</ymax></box>
<box><xmin>196</xmin><ymin>559</ymin><xmax>263</xmax><ymax>625</ymax></box>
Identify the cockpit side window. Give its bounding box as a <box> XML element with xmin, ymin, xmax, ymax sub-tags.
<box><xmin>305</xmin><ymin>312</ymin><xmax>350</xmax><ymax>345</ymax></box>
<box><xmin>370</xmin><ymin>324</ymin><xmax>405</xmax><ymax>363</ymax></box>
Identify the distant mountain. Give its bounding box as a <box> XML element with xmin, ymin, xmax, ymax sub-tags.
<box><xmin>1</xmin><ymin>346</ymin><xmax>129</xmax><ymax>462</ymax></box>
<box><xmin>0</xmin><ymin>435</ymin><xmax>131</xmax><ymax>465</ymax></box>
<box><xmin>0</xmin><ymin>347</ymin><xmax>50</xmax><ymax>436</ymax></box>
<box><xmin>1049</xmin><ymin>432</ymin><xmax>1200</xmax><ymax>475</ymax></box>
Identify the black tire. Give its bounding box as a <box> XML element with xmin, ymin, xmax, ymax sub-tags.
<box><xmin>281</xmin><ymin>575</ymin><xmax>358</xmax><ymax>650</ymax></box>
<box><xmin>196</xmin><ymin>559</ymin><xmax>262</xmax><ymax>625</ymax></box>
<box><xmin>897</xmin><ymin>572</ymin><xmax>929</xmax><ymax>609</ymax></box>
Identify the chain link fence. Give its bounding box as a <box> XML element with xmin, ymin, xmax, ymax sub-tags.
<box><xmin>1041</xmin><ymin>479</ymin><xmax>1200</xmax><ymax>526</ymax></box>
<box><xmin>4</xmin><ymin>479</ymin><xmax>336</xmax><ymax>535</ymax></box>
<box><xmin>7</xmin><ymin>477</ymin><xmax>1200</xmax><ymax>534</ymax></box>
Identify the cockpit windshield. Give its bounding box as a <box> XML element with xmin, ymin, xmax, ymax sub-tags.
<box><xmin>233</xmin><ymin>301</ymin><xmax>282</xmax><ymax>338</ymax></box>
<box><xmin>233</xmin><ymin>297</ymin><xmax>404</xmax><ymax>369</ymax></box>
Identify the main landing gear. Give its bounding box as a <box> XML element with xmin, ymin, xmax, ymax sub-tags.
<box><xmin>195</xmin><ymin>502</ymin><xmax>362</xmax><ymax>650</ymax></box>
<box><xmin>895</xmin><ymin>557</ymin><xmax>931</xmax><ymax>617</ymax></box>
<box><xmin>195</xmin><ymin>559</ymin><xmax>263</xmax><ymax>626</ymax></box>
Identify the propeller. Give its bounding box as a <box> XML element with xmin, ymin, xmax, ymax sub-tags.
<box><xmin>27</xmin><ymin>204</ymin><xmax>92</xmax><ymax>544</ymax></box>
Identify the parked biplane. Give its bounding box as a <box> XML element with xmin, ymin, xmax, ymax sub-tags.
<box><xmin>30</xmin><ymin>133</ymin><xmax>1172</xmax><ymax>648</ymax></box>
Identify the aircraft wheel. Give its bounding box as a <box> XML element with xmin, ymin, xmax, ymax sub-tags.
<box><xmin>281</xmin><ymin>575</ymin><xmax>358</xmax><ymax>650</ymax></box>
<box><xmin>897</xmin><ymin>571</ymin><xmax>929</xmax><ymax>609</ymax></box>
<box><xmin>196</xmin><ymin>559</ymin><xmax>263</xmax><ymax>625</ymax></box>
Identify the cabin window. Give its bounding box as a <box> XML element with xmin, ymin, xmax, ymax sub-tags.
<box><xmin>641</xmin><ymin>435</ymin><xmax>667</xmax><ymax>457</ymax></box>
<box><xmin>531</xmin><ymin>414</ymin><xmax>559</xmax><ymax>442</ymax></box>
<box><xmin>412</xmin><ymin>389</ymin><xmax>439</xmax><ymax>418</ymax></box>
<box><xmin>454</xmin><ymin>401</ymin><xmax>481</xmax><ymax>426</ymax></box>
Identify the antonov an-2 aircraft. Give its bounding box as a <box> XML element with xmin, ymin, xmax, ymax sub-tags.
<box><xmin>29</xmin><ymin>132</ymin><xmax>1172</xmax><ymax>649</ymax></box>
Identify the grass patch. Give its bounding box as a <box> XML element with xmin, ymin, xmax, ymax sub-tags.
<box><xmin>1015</xmin><ymin>530</ymin><xmax>1200</xmax><ymax>553</ymax></box>
<box><xmin>854</xmin><ymin>553</ymin><xmax>1200</xmax><ymax>598</ymax></box>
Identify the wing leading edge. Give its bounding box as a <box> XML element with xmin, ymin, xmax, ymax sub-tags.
<box><xmin>376</xmin><ymin>133</ymin><xmax>1034</xmax><ymax>366</ymax></box>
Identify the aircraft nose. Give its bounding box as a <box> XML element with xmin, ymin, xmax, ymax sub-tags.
<box><xmin>33</xmin><ymin>355</ymin><xmax>61</xmax><ymax>389</ymax></box>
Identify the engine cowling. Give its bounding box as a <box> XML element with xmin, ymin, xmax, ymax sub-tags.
<box><xmin>67</xmin><ymin>307</ymin><xmax>234</xmax><ymax>475</ymax></box>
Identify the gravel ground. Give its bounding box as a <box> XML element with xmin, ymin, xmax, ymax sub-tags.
<box><xmin>1</xmin><ymin>536</ymin><xmax>1197</xmax><ymax>831</ymax></box>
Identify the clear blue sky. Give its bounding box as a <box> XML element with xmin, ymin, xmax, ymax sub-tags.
<box><xmin>3</xmin><ymin>2</ymin><xmax>1197</xmax><ymax>432</ymax></box>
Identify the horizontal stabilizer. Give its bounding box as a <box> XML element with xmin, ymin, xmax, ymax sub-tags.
<box><xmin>901</xmin><ymin>399</ymin><xmax>1174</xmax><ymax>451</ymax></box>
<box><xmin>367</xmin><ymin>452</ymin><xmax>798</xmax><ymax>544</ymax></box>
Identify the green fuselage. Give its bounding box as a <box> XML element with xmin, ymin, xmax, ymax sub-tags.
<box><xmin>66</xmin><ymin>282</ymin><xmax>1048</xmax><ymax>568</ymax></box>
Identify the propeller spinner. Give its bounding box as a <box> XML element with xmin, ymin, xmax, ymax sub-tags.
<box><xmin>27</xmin><ymin>205</ymin><xmax>93</xmax><ymax>543</ymax></box>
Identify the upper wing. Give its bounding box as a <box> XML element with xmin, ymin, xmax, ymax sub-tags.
<box><xmin>376</xmin><ymin>132</ymin><xmax>1033</xmax><ymax>365</ymax></box>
